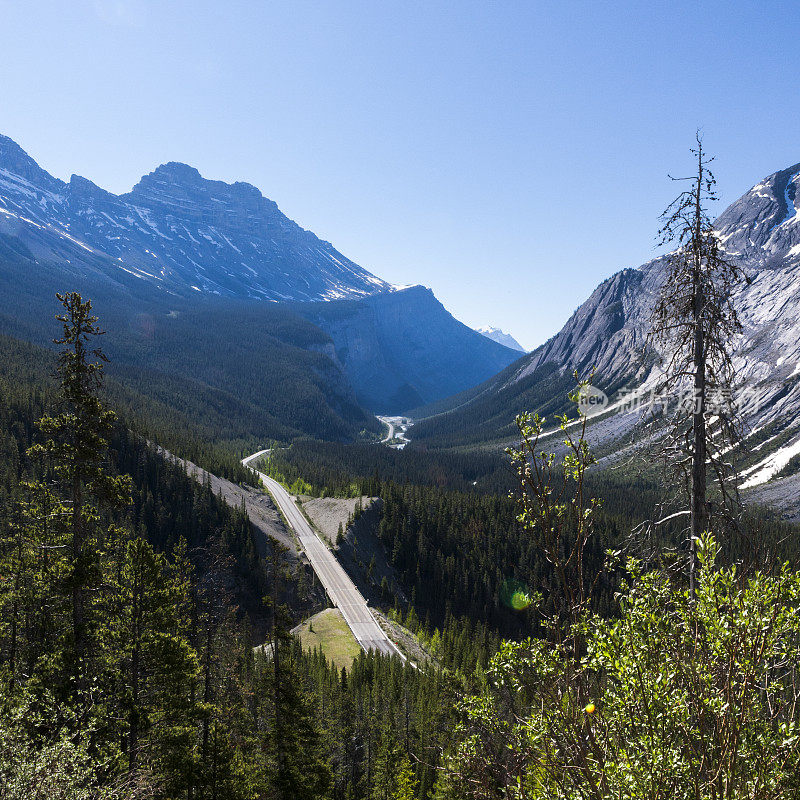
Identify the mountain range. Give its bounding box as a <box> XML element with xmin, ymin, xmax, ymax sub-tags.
<box><xmin>10</xmin><ymin>128</ymin><xmax>800</xmax><ymax>514</ymax></box>
<box><xmin>0</xmin><ymin>134</ymin><xmax>391</xmax><ymax>302</ymax></box>
<box><xmin>0</xmin><ymin>134</ymin><xmax>520</xmax><ymax>434</ymax></box>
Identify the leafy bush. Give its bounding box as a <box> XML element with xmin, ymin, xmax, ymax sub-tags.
<box><xmin>441</xmin><ymin>534</ymin><xmax>800</xmax><ymax>798</ymax></box>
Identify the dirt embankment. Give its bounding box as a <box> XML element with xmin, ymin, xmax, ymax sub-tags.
<box><xmin>302</xmin><ymin>496</ymin><xmax>377</xmax><ymax>545</ymax></box>
<box><xmin>303</xmin><ymin>495</ymin><xmax>407</xmax><ymax>609</ymax></box>
<box><xmin>157</xmin><ymin>446</ymin><xmax>296</xmax><ymax>556</ymax></box>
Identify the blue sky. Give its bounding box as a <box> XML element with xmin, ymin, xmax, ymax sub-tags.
<box><xmin>2</xmin><ymin>1</ymin><xmax>799</xmax><ymax>349</ymax></box>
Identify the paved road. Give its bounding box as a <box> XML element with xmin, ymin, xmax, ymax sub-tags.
<box><xmin>380</xmin><ymin>418</ymin><xmax>395</xmax><ymax>443</ymax></box>
<box><xmin>155</xmin><ymin>446</ymin><xmax>295</xmax><ymax>556</ymax></box>
<box><xmin>242</xmin><ymin>451</ymin><xmax>401</xmax><ymax>657</ymax></box>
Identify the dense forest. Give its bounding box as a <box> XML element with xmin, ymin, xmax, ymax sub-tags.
<box><xmin>261</xmin><ymin>439</ymin><xmax>517</xmax><ymax>496</ymax></box>
<box><xmin>0</xmin><ymin>242</ymin><xmax>381</xmax><ymax>452</ymax></box>
<box><xmin>0</xmin><ymin>293</ymin><xmax>508</xmax><ymax>799</ymax></box>
<box><xmin>5</xmin><ymin>291</ymin><xmax>800</xmax><ymax>798</ymax></box>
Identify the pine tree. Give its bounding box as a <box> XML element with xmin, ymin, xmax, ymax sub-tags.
<box><xmin>263</xmin><ymin>544</ymin><xmax>331</xmax><ymax>800</ymax></box>
<box><xmin>114</xmin><ymin>535</ymin><xmax>199</xmax><ymax>781</ymax></box>
<box><xmin>390</xmin><ymin>756</ymin><xmax>418</xmax><ymax>800</ymax></box>
<box><xmin>371</xmin><ymin>729</ymin><xmax>401</xmax><ymax>800</ymax></box>
<box><xmin>27</xmin><ymin>292</ymin><xmax>132</xmax><ymax>694</ymax></box>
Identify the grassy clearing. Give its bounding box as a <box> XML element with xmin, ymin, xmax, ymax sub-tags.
<box><xmin>294</xmin><ymin>608</ymin><xmax>362</xmax><ymax>670</ymax></box>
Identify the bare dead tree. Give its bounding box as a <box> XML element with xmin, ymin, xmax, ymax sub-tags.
<box><xmin>649</xmin><ymin>133</ymin><xmax>748</xmax><ymax>598</ymax></box>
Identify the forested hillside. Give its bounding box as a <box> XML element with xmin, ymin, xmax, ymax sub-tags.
<box><xmin>0</xmin><ymin>242</ymin><xmax>380</xmax><ymax>447</ymax></box>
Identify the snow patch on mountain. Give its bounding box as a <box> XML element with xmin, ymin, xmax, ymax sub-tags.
<box><xmin>741</xmin><ymin>435</ymin><xmax>800</xmax><ymax>488</ymax></box>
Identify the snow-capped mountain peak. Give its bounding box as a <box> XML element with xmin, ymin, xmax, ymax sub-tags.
<box><xmin>476</xmin><ymin>325</ymin><xmax>527</xmax><ymax>352</ymax></box>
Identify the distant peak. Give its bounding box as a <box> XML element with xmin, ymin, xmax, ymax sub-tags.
<box><xmin>476</xmin><ymin>325</ymin><xmax>527</xmax><ymax>352</ymax></box>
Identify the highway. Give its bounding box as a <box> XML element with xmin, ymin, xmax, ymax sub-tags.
<box><xmin>242</xmin><ymin>450</ymin><xmax>402</xmax><ymax>658</ymax></box>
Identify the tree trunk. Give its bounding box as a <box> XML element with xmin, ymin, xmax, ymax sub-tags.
<box><xmin>690</xmin><ymin>158</ymin><xmax>707</xmax><ymax>602</ymax></box>
<box><xmin>128</xmin><ymin>563</ymin><xmax>142</xmax><ymax>772</ymax></box>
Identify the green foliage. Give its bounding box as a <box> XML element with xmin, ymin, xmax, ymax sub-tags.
<box><xmin>293</xmin><ymin>645</ymin><xmax>457</xmax><ymax>800</ymax></box>
<box><xmin>27</xmin><ymin>292</ymin><xmax>133</xmax><ymax>693</ymax></box>
<box><xmin>441</xmin><ymin>534</ymin><xmax>800</xmax><ymax>798</ymax></box>
<box><xmin>0</xmin><ymin>692</ymin><xmax>105</xmax><ymax>800</ymax></box>
<box><xmin>390</xmin><ymin>757</ymin><xmax>419</xmax><ymax>800</ymax></box>
<box><xmin>507</xmin><ymin>391</ymin><xmax>600</xmax><ymax>637</ymax></box>
<box><xmin>371</xmin><ymin>732</ymin><xmax>418</xmax><ymax>800</ymax></box>
<box><xmin>438</xmin><ymin>388</ymin><xmax>800</xmax><ymax>798</ymax></box>
<box><xmin>374</xmin><ymin>480</ymin><xmax>617</xmax><ymax>637</ymax></box>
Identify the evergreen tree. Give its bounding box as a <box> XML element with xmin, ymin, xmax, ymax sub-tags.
<box><xmin>113</xmin><ymin>535</ymin><xmax>199</xmax><ymax>783</ymax></box>
<box><xmin>371</xmin><ymin>727</ymin><xmax>405</xmax><ymax>800</ymax></box>
<box><xmin>265</xmin><ymin>622</ymin><xmax>332</xmax><ymax>799</ymax></box>
<box><xmin>263</xmin><ymin>544</ymin><xmax>331</xmax><ymax>800</ymax></box>
<box><xmin>28</xmin><ymin>292</ymin><xmax>132</xmax><ymax>693</ymax></box>
<box><xmin>390</xmin><ymin>756</ymin><xmax>418</xmax><ymax>800</ymax></box>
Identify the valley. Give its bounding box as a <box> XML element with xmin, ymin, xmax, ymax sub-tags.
<box><xmin>378</xmin><ymin>415</ymin><xmax>413</xmax><ymax>448</ymax></box>
<box><xmin>4</xmin><ymin>104</ymin><xmax>800</xmax><ymax>800</ymax></box>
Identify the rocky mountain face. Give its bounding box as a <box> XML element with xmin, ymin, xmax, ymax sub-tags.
<box><xmin>508</xmin><ymin>163</ymin><xmax>800</xmax><ymax>394</ymax></box>
<box><xmin>414</xmin><ymin>162</ymin><xmax>800</xmax><ymax>505</ymax></box>
<box><xmin>295</xmin><ymin>286</ymin><xmax>522</xmax><ymax>413</ymax></box>
<box><xmin>476</xmin><ymin>325</ymin><xmax>527</xmax><ymax>352</ymax></box>
<box><xmin>0</xmin><ymin>134</ymin><xmax>391</xmax><ymax>302</ymax></box>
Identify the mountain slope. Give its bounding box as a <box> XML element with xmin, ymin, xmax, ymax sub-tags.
<box><xmin>0</xmin><ymin>229</ymin><xmax>380</xmax><ymax>445</ymax></box>
<box><xmin>294</xmin><ymin>286</ymin><xmax>523</xmax><ymax>413</ymax></box>
<box><xmin>413</xmin><ymin>162</ymin><xmax>800</xmax><ymax>466</ymax></box>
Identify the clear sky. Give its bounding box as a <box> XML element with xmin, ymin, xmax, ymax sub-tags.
<box><xmin>2</xmin><ymin>1</ymin><xmax>799</xmax><ymax>349</ymax></box>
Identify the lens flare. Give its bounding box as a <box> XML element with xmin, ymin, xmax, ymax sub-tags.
<box><xmin>500</xmin><ymin>578</ymin><xmax>533</xmax><ymax>611</ymax></box>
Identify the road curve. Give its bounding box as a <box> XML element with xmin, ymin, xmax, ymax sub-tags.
<box><xmin>379</xmin><ymin>418</ymin><xmax>395</xmax><ymax>444</ymax></box>
<box><xmin>242</xmin><ymin>451</ymin><xmax>402</xmax><ymax>658</ymax></box>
